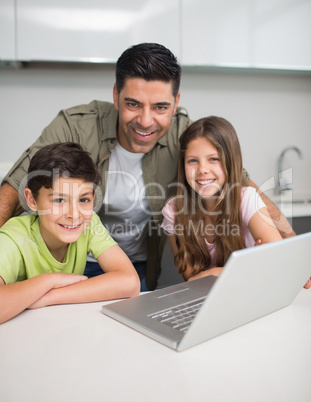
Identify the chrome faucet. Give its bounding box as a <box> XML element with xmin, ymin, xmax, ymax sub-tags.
<box><xmin>276</xmin><ymin>146</ymin><xmax>303</xmax><ymax>194</ymax></box>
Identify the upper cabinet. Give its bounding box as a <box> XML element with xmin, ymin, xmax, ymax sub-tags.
<box><xmin>15</xmin><ymin>0</ymin><xmax>180</xmax><ymax>62</ymax></box>
<box><xmin>181</xmin><ymin>0</ymin><xmax>311</xmax><ymax>70</ymax></box>
<box><xmin>1</xmin><ymin>0</ymin><xmax>310</xmax><ymax>71</ymax></box>
<box><xmin>0</xmin><ymin>0</ymin><xmax>15</xmax><ymax>61</ymax></box>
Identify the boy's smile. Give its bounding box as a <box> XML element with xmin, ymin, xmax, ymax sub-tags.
<box><xmin>25</xmin><ymin>176</ymin><xmax>95</xmax><ymax>260</ymax></box>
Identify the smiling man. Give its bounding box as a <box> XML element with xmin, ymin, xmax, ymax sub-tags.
<box><xmin>114</xmin><ymin>78</ymin><xmax>180</xmax><ymax>154</ymax></box>
<box><xmin>0</xmin><ymin>43</ymin><xmax>296</xmax><ymax>291</ymax></box>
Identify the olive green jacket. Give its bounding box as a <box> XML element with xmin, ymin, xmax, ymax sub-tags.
<box><xmin>4</xmin><ymin>100</ymin><xmax>192</xmax><ymax>290</ymax></box>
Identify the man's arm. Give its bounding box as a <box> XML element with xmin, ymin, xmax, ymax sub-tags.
<box><xmin>248</xmin><ymin>180</ymin><xmax>296</xmax><ymax>239</ymax></box>
<box><xmin>0</xmin><ymin>183</ymin><xmax>24</xmax><ymax>227</ymax></box>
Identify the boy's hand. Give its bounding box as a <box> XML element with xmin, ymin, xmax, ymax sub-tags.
<box><xmin>28</xmin><ymin>273</ymin><xmax>87</xmax><ymax>309</ymax></box>
<box><xmin>51</xmin><ymin>273</ymin><xmax>88</xmax><ymax>289</ymax></box>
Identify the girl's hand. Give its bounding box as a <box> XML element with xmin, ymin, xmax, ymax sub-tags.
<box><xmin>188</xmin><ymin>267</ymin><xmax>223</xmax><ymax>281</ymax></box>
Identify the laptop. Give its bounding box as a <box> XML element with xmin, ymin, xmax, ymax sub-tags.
<box><xmin>102</xmin><ymin>232</ymin><xmax>311</xmax><ymax>351</ymax></box>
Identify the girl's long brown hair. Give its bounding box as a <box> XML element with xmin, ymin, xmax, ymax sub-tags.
<box><xmin>174</xmin><ymin>116</ymin><xmax>248</xmax><ymax>275</ymax></box>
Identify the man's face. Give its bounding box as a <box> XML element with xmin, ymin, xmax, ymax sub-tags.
<box><xmin>113</xmin><ymin>78</ymin><xmax>180</xmax><ymax>153</ymax></box>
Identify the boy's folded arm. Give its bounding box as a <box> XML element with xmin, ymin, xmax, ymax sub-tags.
<box><xmin>30</xmin><ymin>245</ymin><xmax>141</xmax><ymax>308</ymax></box>
<box><xmin>0</xmin><ymin>273</ymin><xmax>87</xmax><ymax>324</ymax></box>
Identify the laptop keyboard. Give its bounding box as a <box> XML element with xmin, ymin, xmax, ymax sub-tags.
<box><xmin>148</xmin><ymin>297</ymin><xmax>206</xmax><ymax>333</ymax></box>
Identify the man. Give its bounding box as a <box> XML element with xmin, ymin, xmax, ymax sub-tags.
<box><xmin>0</xmin><ymin>43</ymin><xmax>299</xmax><ymax>291</ymax></box>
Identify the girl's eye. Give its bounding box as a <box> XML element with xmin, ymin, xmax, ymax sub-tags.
<box><xmin>210</xmin><ymin>157</ymin><xmax>219</xmax><ymax>162</ymax></box>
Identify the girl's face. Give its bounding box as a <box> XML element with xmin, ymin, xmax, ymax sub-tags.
<box><xmin>184</xmin><ymin>137</ymin><xmax>226</xmax><ymax>201</ymax></box>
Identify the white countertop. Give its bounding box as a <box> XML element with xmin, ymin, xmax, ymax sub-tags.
<box><xmin>271</xmin><ymin>192</ymin><xmax>311</xmax><ymax>218</ymax></box>
<box><xmin>0</xmin><ymin>290</ymin><xmax>311</xmax><ymax>402</ymax></box>
<box><xmin>277</xmin><ymin>201</ymin><xmax>311</xmax><ymax>218</ymax></box>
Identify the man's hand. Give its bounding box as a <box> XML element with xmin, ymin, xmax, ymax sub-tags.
<box><xmin>0</xmin><ymin>183</ymin><xmax>24</xmax><ymax>227</ymax></box>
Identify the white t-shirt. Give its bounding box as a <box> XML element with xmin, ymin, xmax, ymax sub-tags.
<box><xmin>100</xmin><ymin>143</ymin><xmax>151</xmax><ymax>262</ymax></box>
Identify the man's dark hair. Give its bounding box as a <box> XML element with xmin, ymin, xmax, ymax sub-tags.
<box><xmin>27</xmin><ymin>142</ymin><xmax>101</xmax><ymax>199</ymax></box>
<box><xmin>115</xmin><ymin>43</ymin><xmax>181</xmax><ymax>98</ymax></box>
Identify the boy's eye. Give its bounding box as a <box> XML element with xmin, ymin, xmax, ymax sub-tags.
<box><xmin>80</xmin><ymin>198</ymin><xmax>92</xmax><ymax>203</ymax></box>
<box><xmin>53</xmin><ymin>198</ymin><xmax>64</xmax><ymax>204</ymax></box>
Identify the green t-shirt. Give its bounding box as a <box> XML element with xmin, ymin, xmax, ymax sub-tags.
<box><xmin>0</xmin><ymin>212</ymin><xmax>116</xmax><ymax>284</ymax></box>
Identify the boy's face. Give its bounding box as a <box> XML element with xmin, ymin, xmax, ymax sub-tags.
<box><xmin>25</xmin><ymin>176</ymin><xmax>95</xmax><ymax>251</ymax></box>
<box><xmin>113</xmin><ymin>78</ymin><xmax>180</xmax><ymax>153</ymax></box>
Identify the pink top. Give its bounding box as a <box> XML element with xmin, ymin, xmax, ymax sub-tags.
<box><xmin>161</xmin><ymin>187</ymin><xmax>266</xmax><ymax>267</ymax></box>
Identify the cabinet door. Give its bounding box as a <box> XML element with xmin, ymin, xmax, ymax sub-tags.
<box><xmin>0</xmin><ymin>0</ymin><xmax>15</xmax><ymax>60</ymax></box>
<box><xmin>16</xmin><ymin>0</ymin><xmax>179</xmax><ymax>62</ymax></box>
<box><xmin>252</xmin><ymin>1</ymin><xmax>311</xmax><ymax>69</ymax></box>
<box><xmin>181</xmin><ymin>0</ymin><xmax>311</xmax><ymax>70</ymax></box>
<box><xmin>181</xmin><ymin>0</ymin><xmax>251</xmax><ymax>67</ymax></box>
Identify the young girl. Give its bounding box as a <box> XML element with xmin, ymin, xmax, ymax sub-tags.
<box><xmin>0</xmin><ymin>142</ymin><xmax>140</xmax><ymax>324</ymax></box>
<box><xmin>162</xmin><ymin>116</ymin><xmax>282</xmax><ymax>281</ymax></box>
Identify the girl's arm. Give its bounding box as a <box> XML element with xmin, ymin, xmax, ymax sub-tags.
<box><xmin>168</xmin><ymin>235</ymin><xmax>223</xmax><ymax>282</ymax></box>
<box><xmin>248</xmin><ymin>180</ymin><xmax>295</xmax><ymax>239</ymax></box>
<box><xmin>0</xmin><ymin>273</ymin><xmax>87</xmax><ymax>324</ymax></box>
<box><xmin>28</xmin><ymin>245</ymin><xmax>140</xmax><ymax>309</ymax></box>
<box><xmin>248</xmin><ymin>207</ymin><xmax>283</xmax><ymax>244</ymax></box>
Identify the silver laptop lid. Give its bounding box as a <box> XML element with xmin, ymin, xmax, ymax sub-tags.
<box><xmin>178</xmin><ymin>232</ymin><xmax>311</xmax><ymax>350</ymax></box>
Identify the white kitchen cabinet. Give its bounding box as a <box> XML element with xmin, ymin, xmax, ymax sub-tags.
<box><xmin>181</xmin><ymin>0</ymin><xmax>311</xmax><ymax>70</ymax></box>
<box><xmin>0</xmin><ymin>0</ymin><xmax>15</xmax><ymax>61</ymax></box>
<box><xmin>16</xmin><ymin>0</ymin><xmax>179</xmax><ymax>62</ymax></box>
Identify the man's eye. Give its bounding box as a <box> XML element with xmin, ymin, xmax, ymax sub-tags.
<box><xmin>155</xmin><ymin>106</ymin><xmax>167</xmax><ymax>111</ymax></box>
<box><xmin>127</xmin><ymin>102</ymin><xmax>138</xmax><ymax>108</ymax></box>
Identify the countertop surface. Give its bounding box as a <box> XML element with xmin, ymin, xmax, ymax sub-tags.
<box><xmin>1</xmin><ymin>290</ymin><xmax>311</xmax><ymax>402</ymax></box>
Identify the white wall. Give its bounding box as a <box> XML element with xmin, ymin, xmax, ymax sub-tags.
<box><xmin>0</xmin><ymin>65</ymin><xmax>310</xmax><ymax>197</ymax></box>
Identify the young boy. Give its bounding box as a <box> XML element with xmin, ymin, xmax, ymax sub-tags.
<box><xmin>0</xmin><ymin>143</ymin><xmax>140</xmax><ymax>324</ymax></box>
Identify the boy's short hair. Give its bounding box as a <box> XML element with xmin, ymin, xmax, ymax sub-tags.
<box><xmin>115</xmin><ymin>42</ymin><xmax>181</xmax><ymax>98</ymax></box>
<box><xmin>27</xmin><ymin>142</ymin><xmax>101</xmax><ymax>199</ymax></box>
